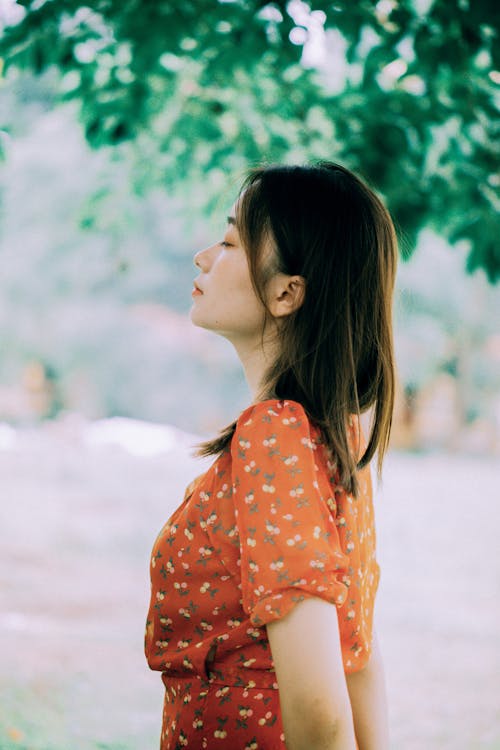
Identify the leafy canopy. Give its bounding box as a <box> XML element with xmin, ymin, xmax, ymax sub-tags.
<box><xmin>1</xmin><ymin>0</ymin><xmax>499</xmax><ymax>279</ymax></box>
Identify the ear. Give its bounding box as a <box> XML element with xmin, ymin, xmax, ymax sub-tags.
<box><xmin>267</xmin><ymin>274</ymin><xmax>306</xmax><ymax>318</ymax></box>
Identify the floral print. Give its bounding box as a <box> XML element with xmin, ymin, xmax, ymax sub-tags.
<box><xmin>145</xmin><ymin>399</ymin><xmax>380</xmax><ymax>749</ymax></box>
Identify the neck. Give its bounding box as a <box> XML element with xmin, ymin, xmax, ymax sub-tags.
<box><xmin>230</xmin><ymin>334</ymin><xmax>279</xmax><ymax>403</ymax></box>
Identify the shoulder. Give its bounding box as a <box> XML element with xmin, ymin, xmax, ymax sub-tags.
<box><xmin>236</xmin><ymin>399</ymin><xmax>311</xmax><ymax>432</ymax></box>
<box><xmin>231</xmin><ymin>400</ymin><xmax>321</xmax><ymax>491</ymax></box>
<box><xmin>233</xmin><ymin>399</ymin><xmax>318</xmax><ymax>452</ymax></box>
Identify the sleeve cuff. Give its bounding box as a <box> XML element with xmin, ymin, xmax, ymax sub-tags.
<box><xmin>247</xmin><ymin>582</ymin><xmax>349</xmax><ymax>628</ymax></box>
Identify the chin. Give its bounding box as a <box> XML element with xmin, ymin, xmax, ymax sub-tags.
<box><xmin>189</xmin><ymin>306</ymin><xmax>201</xmax><ymax>325</ymax></box>
<box><xmin>189</xmin><ymin>306</ymin><xmax>211</xmax><ymax>330</ymax></box>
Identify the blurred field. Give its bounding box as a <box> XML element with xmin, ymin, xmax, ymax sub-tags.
<box><xmin>1</xmin><ymin>417</ymin><xmax>499</xmax><ymax>750</ymax></box>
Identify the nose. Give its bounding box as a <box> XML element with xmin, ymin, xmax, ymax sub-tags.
<box><xmin>194</xmin><ymin>243</ymin><xmax>216</xmax><ymax>271</ymax></box>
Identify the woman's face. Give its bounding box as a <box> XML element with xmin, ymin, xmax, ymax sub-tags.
<box><xmin>190</xmin><ymin>207</ymin><xmax>268</xmax><ymax>344</ymax></box>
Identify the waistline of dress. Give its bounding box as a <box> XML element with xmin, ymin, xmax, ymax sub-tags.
<box><xmin>161</xmin><ymin>665</ymin><xmax>279</xmax><ymax>690</ymax></box>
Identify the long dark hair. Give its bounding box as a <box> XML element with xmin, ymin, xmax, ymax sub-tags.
<box><xmin>197</xmin><ymin>162</ymin><xmax>398</xmax><ymax>497</ymax></box>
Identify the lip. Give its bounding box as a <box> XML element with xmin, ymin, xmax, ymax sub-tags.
<box><xmin>192</xmin><ymin>280</ymin><xmax>204</xmax><ymax>296</ymax></box>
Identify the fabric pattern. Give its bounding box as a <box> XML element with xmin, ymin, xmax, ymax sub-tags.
<box><xmin>145</xmin><ymin>399</ymin><xmax>380</xmax><ymax>749</ymax></box>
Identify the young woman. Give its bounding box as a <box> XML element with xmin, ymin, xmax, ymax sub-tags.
<box><xmin>145</xmin><ymin>162</ymin><xmax>396</xmax><ymax>750</ymax></box>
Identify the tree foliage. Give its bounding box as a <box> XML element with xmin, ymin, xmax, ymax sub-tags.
<box><xmin>1</xmin><ymin>0</ymin><xmax>499</xmax><ymax>279</ymax></box>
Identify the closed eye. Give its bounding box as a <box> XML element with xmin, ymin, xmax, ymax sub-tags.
<box><xmin>219</xmin><ymin>240</ymin><xmax>233</xmax><ymax>247</ymax></box>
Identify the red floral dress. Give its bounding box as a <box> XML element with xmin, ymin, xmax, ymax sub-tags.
<box><xmin>145</xmin><ymin>399</ymin><xmax>380</xmax><ymax>749</ymax></box>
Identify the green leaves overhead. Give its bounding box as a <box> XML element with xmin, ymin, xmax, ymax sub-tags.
<box><xmin>1</xmin><ymin>0</ymin><xmax>499</xmax><ymax>279</ymax></box>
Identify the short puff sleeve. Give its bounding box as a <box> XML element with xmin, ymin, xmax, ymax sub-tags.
<box><xmin>231</xmin><ymin>399</ymin><xmax>350</xmax><ymax>628</ymax></box>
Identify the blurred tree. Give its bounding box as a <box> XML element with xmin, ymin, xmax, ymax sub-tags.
<box><xmin>393</xmin><ymin>230</ymin><xmax>500</xmax><ymax>427</ymax></box>
<box><xmin>0</xmin><ymin>70</ymin><xmax>498</xmax><ymax>436</ymax></box>
<box><xmin>0</xmin><ymin>0</ymin><xmax>499</xmax><ymax>279</ymax></box>
<box><xmin>0</xmin><ymin>88</ymin><xmax>250</xmax><ymax>430</ymax></box>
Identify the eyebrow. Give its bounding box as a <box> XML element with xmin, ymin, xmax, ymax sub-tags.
<box><xmin>227</xmin><ymin>216</ymin><xmax>238</xmax><ymax>227</ymax></box>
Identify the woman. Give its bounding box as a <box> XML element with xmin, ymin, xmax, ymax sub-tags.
<box><xmin>145</xmin><ymin>162</ymin><xmax>396</xmax><ymax>750</ymax></box>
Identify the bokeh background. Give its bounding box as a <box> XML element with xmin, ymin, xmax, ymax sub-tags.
<box><xmin>0</xmin><ymin>1</ymin><xmax>499</xmax><ymax>749</ymax></box>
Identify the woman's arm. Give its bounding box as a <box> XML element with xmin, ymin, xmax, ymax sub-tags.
<box><xmin>267</xmin><ymin>596</ymin><xmax>357</xmax><ymax>750</ymax></box>
<box><xmin>345</xmin><ymin>631</ymin><xmax>390</xmax><ymax>750</ymax></box>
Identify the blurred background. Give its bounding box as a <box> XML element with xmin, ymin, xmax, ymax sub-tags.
<box><xmin>0</xmin><ymin>1</ymin><xmax>499</xmax><ymax>749</ymax></box>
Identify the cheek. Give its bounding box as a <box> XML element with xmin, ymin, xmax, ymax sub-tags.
<box><xmin>223</xmin><ymin>283</ymin><xmax>264</xmax><ymax>325</ymax></box>
<box><xmin>216</xmin><ymin>268</ymin><xmax>266</xmax><ymax>330</ymax></box>
<box><xmin>231</xmin><ymin>268</ymin><xmax>264</xmax><ymax>312</ymax></box>
<box><xmin>216</xmin><ymin>255</ymin><xmax>257</xmax><ymax>301</ymax></box>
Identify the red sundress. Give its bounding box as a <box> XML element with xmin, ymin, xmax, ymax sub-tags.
<box><xmin>145</xmin><ymin>399</ymin><xmax>380</xmax><ymax>749</ymax></box>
